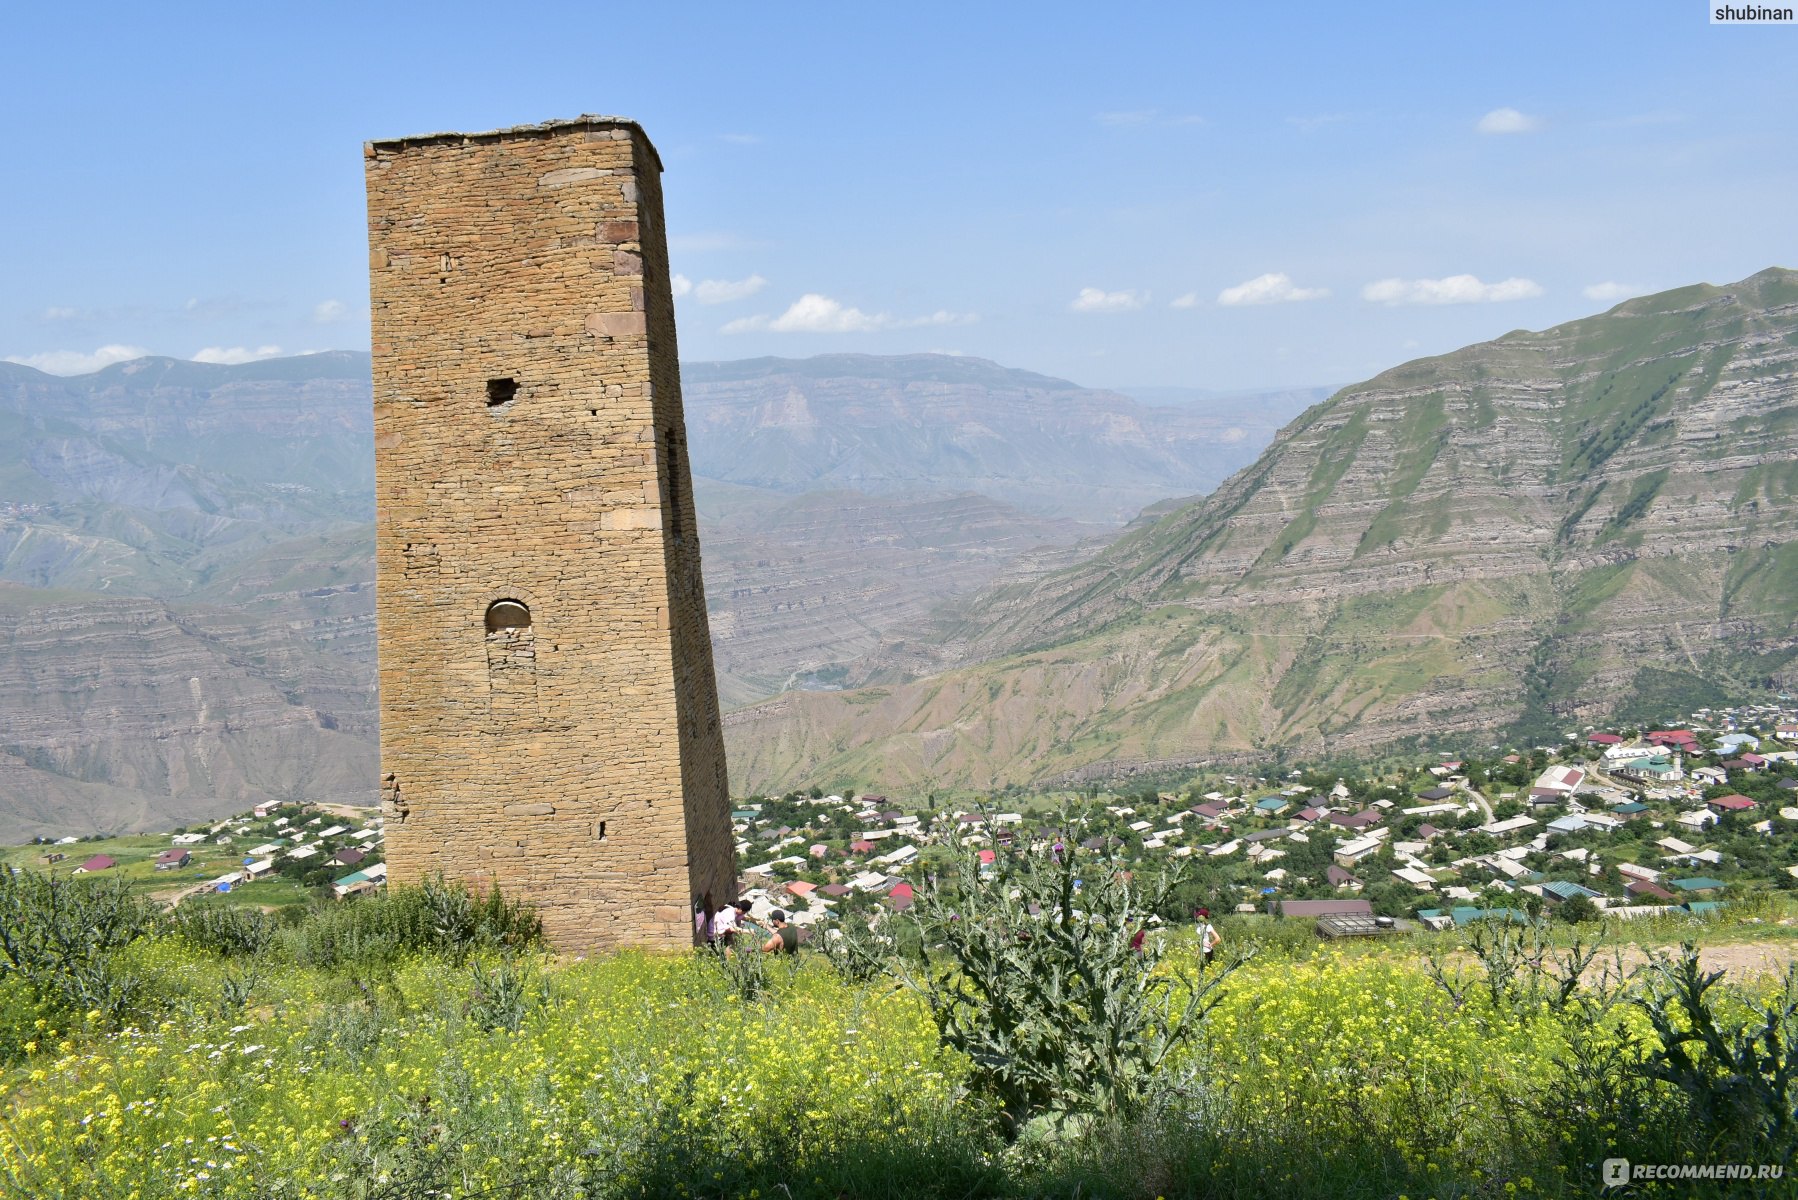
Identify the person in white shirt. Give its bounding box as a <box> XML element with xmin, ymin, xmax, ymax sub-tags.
<box><xmin>1195</xmin><ymin>907</ymin><xmax>1222</xmax><ymax>967</ymax></box>
<box><xmin>712</xmin><ymin>900</ymin><xmax>751</xmax><ymax>953</ymax></box>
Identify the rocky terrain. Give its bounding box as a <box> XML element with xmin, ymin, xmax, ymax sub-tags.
<box><xmin>0</xmin><ymin>350</ymin><xmax>1298</xmax><ymax>838</ymax></box>
<box><xmin>725</xmin><ymin>268</ymin><xmax>1798</xmax><ymax>793</ymax></box>
<box><xmin>0</xmin><ymin>354</ymin><xmax>382</xmax><ymax>840</ymax></box>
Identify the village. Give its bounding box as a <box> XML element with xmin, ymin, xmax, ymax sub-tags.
<box><xmin>716</xmin><ymin>701</ymin><xmax>1798</xmax><ymax>938</ymax></box>
<box><xmin>10</xmin><ymin>700</ymin><xmax>1798</xmax><ymax>940</ymax></box>
<box><xmin>10</xmin><ymin>800</ymin><xmax>387</xmax><ymax>909</ymax></box>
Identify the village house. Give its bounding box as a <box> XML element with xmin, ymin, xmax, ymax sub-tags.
<box><xmin>1393</xmin><ymin>866</ymin><xmax>1436</xmax><ymax>891</ymax></box>
<box><xmin>1333</xmin><ymin>835</ymin><xmax>1385</xmax><ymax>868</ymax></box>
<box><xmin>154</xmin><ymin>848</ymin><xmax>190</xmax><ymax>871</ymax></box>
<box><xmin>1708</xmin><ymin>794</ymin><xmax>1758</xmax><ymax>816</ymax></box>
<box><xmin>73</xmin><ymin>854</ymin><xmax>116</xmax><ymax>874</ymax></box>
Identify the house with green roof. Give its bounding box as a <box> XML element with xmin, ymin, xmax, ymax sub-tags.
<box><xmin>1540</xmin><ymin>880</ymin><xmax>1604</xmax><ymax>903</ymax></box>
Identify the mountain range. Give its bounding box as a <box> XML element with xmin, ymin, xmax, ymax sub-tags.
<box><xmin>724</xmin><ymin>268</ymin><xmax>1798</xmax><ymax>793</ymax></box>
<box><xmin>7</xmin><ymin>268</ymin><xmax>1794</xmax><ymax>833</ymax></box>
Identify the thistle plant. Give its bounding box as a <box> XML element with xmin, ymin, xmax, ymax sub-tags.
<box><xmin>0</xmin><ymin>868</ymin><xmax>154</xmax><ymax>1024</ymax></box>
<box><xmin>1635</xmin><ymin>944</ymin><xmax>1798</xmax><ymax>1163</ymax></box>
<box><xmin>896</xmin><ymin>822</ymin><xmax>1240</xmax><ymax>1136</ymax></box>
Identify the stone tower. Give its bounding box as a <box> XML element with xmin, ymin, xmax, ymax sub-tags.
<box><xmin>363</xmin><ymin>116</ymin><xmax>735</xmax><ymax>951</ymax></box>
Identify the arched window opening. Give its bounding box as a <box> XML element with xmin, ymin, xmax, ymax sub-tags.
<box><xmin>485</xmin><ymin>600</ymin><xmax>539</xmax><ymax>722</ymax></box>
<box><xmin>485</xmin><ymin>600</ymin><xmax>531</xmax><ymax>634</ymax></box>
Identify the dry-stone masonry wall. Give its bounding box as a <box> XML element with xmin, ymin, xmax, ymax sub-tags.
<box><xmin>365</xmin><ymin>116</ymin><xmax>735</xmax><ymax>951</ymax></box>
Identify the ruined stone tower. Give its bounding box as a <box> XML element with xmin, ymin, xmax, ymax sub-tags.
<box><xmin>364</xmin><ymin>116</ymin><xmax>735</xmax><ymax>951</ymax></box>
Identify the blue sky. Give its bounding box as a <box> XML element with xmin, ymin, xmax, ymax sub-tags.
<box><xmin>3</xmin><ymin>1</ymin><xmax>1794</xmax><ymax>390</ymax></box>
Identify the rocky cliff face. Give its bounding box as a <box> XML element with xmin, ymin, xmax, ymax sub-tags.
<box><xmin>0</xmin><ymin>356</ymin><xmax>381</xmax><ymax>839</ymax></box>
<box><xmin>725</xmin><ymin>269</ymin><xmax>1798</xmax><ymax>793</ymax></box>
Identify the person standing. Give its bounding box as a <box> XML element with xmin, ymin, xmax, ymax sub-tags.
<box><xmin>695</xmin><ymin>892</ymin><xmax>717</xmax><ymax>946</ymax></box>
<box><xmin>761</xmin><ymin>909</ymin><xmax>801</xmax><ymax>955</ymax></box>
<box><xmin>1196</xmin><ymin>907</ymin><xmax>1221</xmax><ymax>967</ymax></box>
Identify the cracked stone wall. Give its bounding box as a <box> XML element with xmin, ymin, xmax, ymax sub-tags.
<box><xmin>365</xmin><ymin>116</ymin><xmax>735</xmax><ymax>951</ymax></box>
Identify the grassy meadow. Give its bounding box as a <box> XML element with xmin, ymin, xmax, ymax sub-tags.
<box><xmin>3</xmin><ymin>878</ymin><xmax>1797</xmax><ymax>1199</ymax></box>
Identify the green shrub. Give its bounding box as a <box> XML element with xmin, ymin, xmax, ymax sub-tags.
<box><xmin>281</xmin><ymin>876</ymin><xmax>542</xmax><ymax>970</ymax></box>
<box><xmin>0</xmin><ymin>867</ymin><xmax>155</xmax><ymax>1026</ymax></box>
<box><xmin>166</xmin><ymin>899</ymin><xmax>277</xmax><ymax>957</ymax></box>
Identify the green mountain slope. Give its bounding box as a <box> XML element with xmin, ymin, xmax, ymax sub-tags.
<box><xmin>725</xmin><ymin>268</ymin><xmax>1798</xmax><ymax>792</ymax></box>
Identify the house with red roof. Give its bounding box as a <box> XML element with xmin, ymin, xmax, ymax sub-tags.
<box><xmin>73</xmin><ymin>854</ymin><xmax>116</xmax><ymax>873</ymax></box>
<box><xmin>1708</xmin><ymin>794</ymin><xmax>1758</xmax><ymax>816</ymax></box>
<box><xmin>1587</xmin><ymin>732</ymin><xmax>1623</xmax><ymax>746</ymax></box>
<box><xmin>1626</xmin><ymin>878</ymin><xmax>1677</xmax><ymax>902</ymax></box>
<box><xmin>154</xmin><ymin>849</ymin><xmax>190</xmax><ymax>871</ymax></box>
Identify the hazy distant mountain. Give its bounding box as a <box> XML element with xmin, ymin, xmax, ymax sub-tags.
<box><xmin>0</xmin><ymin>354</ymin><xmax>380</xmax><ymax>840</ymax></box>
<box><xmin>682</xmin><ymin>355</ymin><xmax>1320</xmax><ymax>524</ymax></box>
<box><xmin>725</xmin><ymin>269</ymin><xmax>1798</xmax><ymax>793</ymax></box>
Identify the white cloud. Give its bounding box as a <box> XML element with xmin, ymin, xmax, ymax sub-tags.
<box><xmin>191</xmin><ymin>345</ymin><xmax>284</xmax><ymax>365</ymax></box>
<box><xmin>1170</xmin><ymin>292</ymin><xmax>1200</xmax><ymax>309</ymax></box>
<box><xmin>1361</xmin><ymin>275</ymin><xmax>1544</xmax><ymax>305</ymax></box>
<box><xmin>693</xmin><ymin>274</ymin><xmax>768</xmax><ymax>305</ymax></box>
<box><xmin>769</xmin><ymin>294</ymin><xmax>883</xmax><ymax>333</ymax></box>
<box><xmin>42</xmin><ymin>306</ymin><xmax>81</xmax><ymax>321</ymax></box>
<box><xmin>1583</xmin><ymin>281</ymin><xmax>1649</xmax><ymax>303</ymax></box>
<box><xmin>3</xmin><ymin>344</ymin><xmax>148</xmax><ymax>375</ymax></box>
<box><xmin>671</xmin><ymin>274</ymin><xmax>693</xmax><ymax>298</ymax></box>
<box><xmin>1217</xmin><ymin>272</ymin><xmax>1330</xmax><ymax>306</ymax></box>
<box><xmin>723</xmin><ymin>293</ymin><xmax>974</xmax><ymax>335</ymax></box>
<box><xmin>312</xmin><ymin>299</ymin><xmax>351</xmax><ymax>323</ymax></box>
<box><xmin>1070</xmin><ymin>287</ymin><xmax>1147</xmax><ymax>313</ymax></box>
<box><xmin>1477</xmin><ymin>107</ymin><xmax>1541</xmax><ymax>135</ymax></box>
